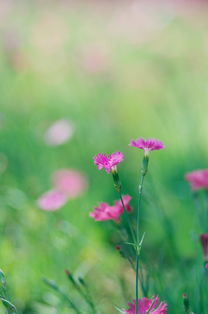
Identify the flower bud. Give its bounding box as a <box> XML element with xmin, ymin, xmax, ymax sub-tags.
<box><xmin>111</xmin><ymin>167</ymin><xmax>122</xmax><ymax>193</ymax></box>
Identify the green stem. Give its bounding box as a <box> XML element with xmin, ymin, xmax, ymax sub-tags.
<box><xmin>136</xmin><ymin>156</ymin><xmax>148</xmax><ymax>314</ymax></box>
<box><xmin>119</xmin><ymin>192</ymin><xmax>136</xmax><ymax>244</ymax></box>
<box><xmin>136</xmin><ymin>254</ymin><xmax>139</xmax><ymax>314</ymax></box>
<box><xmin>136</xmin><ymin>173</ymin><xmax>145</xmax><ymax>245</ymax></box>
<box><xmin>111</xmin><ymin>168</ymin><xmax>136</xmax><ymax>244</ymax></box>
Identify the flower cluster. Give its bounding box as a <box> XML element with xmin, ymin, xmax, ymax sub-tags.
<box><xmin>90</xmin><ymin>195</ymin><xmax>132</xmax><ymax>222</ymax></box>
<box><xmin>92</xmin><ymin>137</ymin><xmax>166</xmax><ymax>313</ymax></box>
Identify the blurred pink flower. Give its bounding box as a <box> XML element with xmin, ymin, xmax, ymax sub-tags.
<box><xmin>200</xmin><ymin>233</ymin><xmax>208</xmax><ymax>262</ymax></box>
<box><xmin>37</xmin><ymin>169</ymin><xmax>87</xmax><ymax>211</ymax></box>
<box><xmin>90</xmin><ymin>195</ymin><xmax>131</xmax><ymax>222</ymax></box>
<box><xmin>125</xmin><ymin>297</ymin><xmax>167</xmax><ymax>314</ymax></box>
<box><xmin>185</xmin><ymin>169</ymin><xmax>208</xmax><ymax>191</ymax></box>
<box><xmin>52</xmin><ymin>169</ymin><xmax>87</xmax><ymax>199</ymax></box>
<box><xmin>37</xmin><ymin>189</ymin><xmax>67</xmax><ymax>211</ymax></box>
<box><xmin>93</xmin><ymin>152</ymin><xmax>124</xmax><ymax>173</ymax></box>
<box><xmin>44</xmin><ymin>119</ymin><xmax>74</xmax><ymax>146</ymax></box>
<box><xmin>129</xmin><ymin>138</ymin><xmax>164</xmax><ymax>155</ymax></box>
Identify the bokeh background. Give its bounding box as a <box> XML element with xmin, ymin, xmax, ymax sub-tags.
<box><xmin>1</xmin><ymin>0</ymin><xmax>208</xmax><ymax>313</ymax></box>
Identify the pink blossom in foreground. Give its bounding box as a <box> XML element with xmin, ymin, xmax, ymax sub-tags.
<box><xmin>114</xmin><ymin>194</ymin><xmax>132</xmax><ymax>212</ymax></box>
<box><xmin>129</xmin><ymin>138</ymin><xmax>164</xmax><ymax>155</ymax></box>
<box><xmin>44</xmin><ymin>119</ymin><xmax>74</xmax><ymax>146</ymax></box>
<box><xmin>90</xmin><ymin>195</ymin><xmax>132</xmax><ymax>222</ymax></box>
<box><xmin>52</xmin><ymin>169</ymin><xmax>87</xmax><ymax>199</ymax></box>
<box><xmin>37</xmin><ymin>189</ymin><xmax>67</xmax><ymax>211</ymax></box>
<box><xmin>93</xmin><ymin>152</ymin><xmax>124</xmax><ymax>173</ymax></box>
<box><xmin>185</xmin><ymin>169</ymin><xmax>208</xmax><ymax>191</ymax></box>
<box><xmin>200</xmin><ymin>233</ymin><xmax>208</xmax><ymax>262</ymax></box>
<box><xmin>90</xmin><ymin>203</ymin><xmax>118</xmax><ymax>222</ymax></box>
<box><xmin>124</xmin><ymin>297</ymin><xmax>167</xmax><ymax>314</ymax></box>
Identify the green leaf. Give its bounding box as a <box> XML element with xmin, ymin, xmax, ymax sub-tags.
<box><xmin>1</xmin><ymin>298</ymin><xmax>17</xmax><ymax>314</ymax></box>
<box><xmin>115</xmin><ymin>306</ymin><xmax>125</xmax><ymax>313</ymax></box>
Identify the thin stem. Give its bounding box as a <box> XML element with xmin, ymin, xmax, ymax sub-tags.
<box><xmin>136</xmin><ymin>254</ymin><xmax>139</xmax><ymax>314</ymax></box>
<box><xmin>136</xmin><ymin>174</ymin><xmax>145</xmax><ymax>245</ymax></box>
<box><xmin>111</xmin><ymin>169</ymin><xmax>136</xmax><ymax>244</ymax></box>
<box><xmin>119</xmin><ymin>192</ymin><xmax>136</xmax><ymax>244</ymax></box>
<box><xmin>135</xmin><ymin>155</ymin><xmax>148</xmax><ymax>314</ymax></box>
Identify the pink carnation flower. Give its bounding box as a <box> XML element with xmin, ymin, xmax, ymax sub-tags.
<box><xmin>185</xmin><ymin>169</ymin><xmax>208</xmax><ymax>191</ymax></box>
<box><xmin>125</xmin><ymin>297</ymin><xmax>167</xmax><ymax>314</ymax></box>
<box><xmin>90</xmin><ymin>203</ymin><xmax>120</xmax><ymax>222</ymax></box>
<box><xmin>93</xmin><ymin>152</ymin><xmax>124</xmax><ymax>173</ymax></box>
<box><xmin>129</xmin><ymin>138</ymin><xmax>164</xmax><ymax>155</ymax></box>
<box><xmin>37</xmin><ymin>189</ymin><xmax>67</xmax><ymax>211</ymax></box>
<box><xmin>200</xmin><ymin>233</ymin><xmax>208</xmax><ymax>262</ymax></box>
<box><xmin>114</xmin><ymin>195</ymin><xmax>132</xmax><ymax>212</ymax></box>
<box><xmin>90</xmin><ymin>195</ymin><xmax>132</xmax><ymax>222</ymax></box>
<box><xmin>52</xmin><ymin>169</ymin><xmax>87</xmax><ymax>199</ymax></box>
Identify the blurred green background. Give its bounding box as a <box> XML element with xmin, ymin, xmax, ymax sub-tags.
<box><xmin>0</xmin><ymin>1</ymin><xmax>208</xmax><ymax>313</ymax></box>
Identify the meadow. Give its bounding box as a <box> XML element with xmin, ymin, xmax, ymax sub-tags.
<box><xmin>0</xmin><ymin>1</ymin><xmax>208</xmax><ymax>313</ymax></box>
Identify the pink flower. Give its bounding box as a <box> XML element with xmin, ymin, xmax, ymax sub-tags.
<box><xmin>114</xmin><ymin>195</ymin><xmax>132</xmax><ymax>212</ymax></box>
<box><xmin>200</xmin><ymin>233</ymin><xmax>208</xmax><ymax>262</ymax></box>
<box><xmin>37</xmin><ymin>189</ymin><xmax>67</xmax><ymax>211</ymax></box>
<box><xmin>44</xmin><ymin>119</ymin><xmax>74</xmax><ymax>146</ymax></box>
<box><xmin>93</xmin><ymin>152</ymin><xmax>124</xmax><ymax>173</ymax></box>
<box><xmin>52</xmin><ymin>169</ymin><xmax>87</xmax><ymax>199</ymax></box>
<box><xmin>185</xmin><ymin>169</ymin><xmax>208</xmax><ymax>191</ymax></box>
<box><xmin>90</xmin><ymin>203</ymin><xmax>119</xmax><ymax>222</ymax></box>
<box><xmin>90</xmin><ymin>195</ymin><xmax>132</xmax><ymax>222</ymax></box>
<box><xmin>129</xmin><ymin>138</ymin><xmax>164</xmax><ymax>155</ymax></box>
<box><xmin>124</xmin><ymin>297</ymin><xmax>167</xmax><ymax>314</ymax></box>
